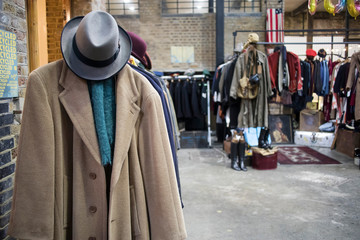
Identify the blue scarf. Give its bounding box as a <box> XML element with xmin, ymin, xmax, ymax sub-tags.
<box><xmin>88</xmin><ymin>77</ymin><xmax>116</xmax><ymax>166</ymax></box>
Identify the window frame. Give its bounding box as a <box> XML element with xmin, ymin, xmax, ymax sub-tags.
<box><xmin>107</xmin><ymin>0</ymin><xmax>140</xmax><ymax>17</ymax></box>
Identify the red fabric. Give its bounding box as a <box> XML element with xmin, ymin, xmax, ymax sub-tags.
<box><xmin>306</xmin><ymin>49</ymin><xmax>316</xmax><ymax>57</ymax></box>
<box><xmin>287</xmin><ymin>52</ymin><xmax>301</xmax><ymax>93</ymax></box>
<box><xmin>266</xmin><ymin>9</ymin><xmax>284</xmax><ymax>43</ymax></box>
<box><xmin>267</xmin><ymin>51</ymin><xmax>280</xmax><ymax>89</ymax></box>
<box><xmin>268</xmin><ymin>51</ymin><xmax>301</xmax><ymax>93</ymax></box>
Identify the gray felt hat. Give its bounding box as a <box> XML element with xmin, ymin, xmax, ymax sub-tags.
<box><xmin>61</xmin><ymin>11</ymin><xmax>132</xmax><ymax>80</ymax></box>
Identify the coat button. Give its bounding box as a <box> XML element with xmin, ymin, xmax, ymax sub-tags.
<box><xmin>89</xmin><ymin>206</ymin><xmax>97</xmax><ymax>213</ymax></box>
<box><xmin>89</xmin><ymin>172</ymin><xmax>97</xmax><ymax>179</ymax></box>
<box><xmin>88</xmin><ymin>237</ymin><xmax>96</xmax><ymax>240</ymax></box>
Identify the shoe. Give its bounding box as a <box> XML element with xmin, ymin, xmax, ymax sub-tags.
<box><xmin>258</xmin><ymin>128</ymin><xmax>268</xmax><ymax>149</ymax></box>
<box><xmin>264</xmin><ymin>127</ymin><xmax>272</xmax><ymax>150</ymax></box>
<box><xmin>238</xmin><ymin>131</ymin><xmax>248</xmax><ymax>171</ymax></box>
<box><xmin>230</xmin><ymin>142</ymin><xmax>241</xmax><ymax>171</ymax></box>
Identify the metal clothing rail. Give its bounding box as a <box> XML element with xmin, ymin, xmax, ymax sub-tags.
<box><xmin>161</xmin><ymin>74</ymin><xmax>212</xmax><ymax>148</ymax></box>
<box><xmin>255</xmin><ymin>41</ymin><xmax>360</xmax><ymax>45</ymax></box>
<box><xmin>232</xmin><ymin>28</ymin><xmax>360</xmax><ymax>51</ymax></box>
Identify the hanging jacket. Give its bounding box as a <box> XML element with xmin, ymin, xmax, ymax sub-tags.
<box><xmin>346</xmin><ymin>51</ymin><xmax>360</xmax><ymax>120</ymax></box>
<box><xmin>230</xmin><ymin>49</ymin><xmax>273</xmax><ymax>128</ymax></box>
<box><xmin>8</xmin><ymin>60</ymin><xmax>187</xmax><ymax>240</ymax></box>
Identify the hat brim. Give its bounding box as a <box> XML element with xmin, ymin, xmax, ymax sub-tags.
<box><xmin>143</xmin><ymin>52</ymin><xmax>152</xmax><ymax>70</ymax></box>
<box><xmin>61</xmin><ymin>16</ymin><xmax>132</xmax><ymax>81</ymax></box>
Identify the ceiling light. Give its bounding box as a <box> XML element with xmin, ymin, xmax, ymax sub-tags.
<box><xmin>129</xmin><ymin>7</ymin><xmax>135</xmax><ymax>11</ymax></box>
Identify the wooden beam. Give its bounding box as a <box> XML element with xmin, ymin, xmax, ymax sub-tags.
<box><xmin>27</xmin><ymin>0</ymin><xmax>48</xmax><ymax>72</ymax></box>
<box><xmin>291</xmin><ymin>1</ymin><xmax>308</xmax><ymax>17</ymax></box>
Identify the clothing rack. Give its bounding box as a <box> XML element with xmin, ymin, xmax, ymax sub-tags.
<box><xmin>232</xmin><ymin>28</ymin><xmax>360</xmax><ymax>59</ymax></box>
<box><xmin>161</xmin><ymin>74</ymin><xmax>212</xmax><ymax>148</ymax></box>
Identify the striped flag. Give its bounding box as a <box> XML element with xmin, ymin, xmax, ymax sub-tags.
<box><xmin>266</xmin><ymin>8</ymin><xmax>284</xmax><ymax>43</ymax></box>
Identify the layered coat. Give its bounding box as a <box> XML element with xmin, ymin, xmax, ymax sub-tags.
<box><xmin>8</xmin><ymin>60</ymin><xmax>187</xmax><ymax>240</ymax></box>
<box><xmin>346</xmin><ymin>51</ymin><xmax>360</xmax><ymax>120</ymax></box>
<box><xmin>230</xmin><ymin>49</ymin><xmax>273</xmax><ymax>128</ymax></box>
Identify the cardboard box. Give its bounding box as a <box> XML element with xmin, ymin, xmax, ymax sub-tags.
<box><xmin>335</xmin><ymin>129</ymin><xmax>360</xmax><ymax>158</ymax></box>
<box><xmin>294</xmin><ymin>131</ymin><xmax>335</xmax><ymax>148</ymax></box>
<box><xmin>299</xmin><ymin>109</ymin><xmax>325</xmax><ymax>132</ymax></box>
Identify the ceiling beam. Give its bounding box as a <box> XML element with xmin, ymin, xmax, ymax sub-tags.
<box><xmin>291</xmin><ymin>0</ymin><xmax>324</xmax><ymax>17</ymax></box>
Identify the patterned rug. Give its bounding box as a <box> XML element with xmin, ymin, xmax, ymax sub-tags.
<box><xmin>277</xmin><ymin>146</ymin><xmax>341</xmax><ymax>165</ymax></box>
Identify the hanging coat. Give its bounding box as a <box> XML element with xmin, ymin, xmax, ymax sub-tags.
<box><xmin>230</xmin><ymin>49</ymin><xmax>273</xmax><ymax>128</ymax></box>
<box><xmin>346</xmin><ymin>51</ymin><xmax>360</xmax><ymax>120</ymax></box>
<box><xmin>8</xmin><ymin>60</ymin><xmax>187</xmax><ymax>240</ymax></box>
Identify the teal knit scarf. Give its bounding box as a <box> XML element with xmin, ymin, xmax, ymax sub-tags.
<box><xmin>88</xmin><ymin>77</ymin><xmax>116</xmax><ymax>166</ymax></box>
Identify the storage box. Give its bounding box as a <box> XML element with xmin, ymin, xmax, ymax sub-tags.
<box><xmin>251</xmin><ymin>147</ymin><xmax>277</xmax><ymax>170</ymax></box>
<box><xmin>335</xmin><ymin>129</ymin><xmax>360</xmax><ymax>158</ymax></box>
<box><xmin>294</xmin><ymin>131</ymin><xmax>335</xmax><ymax>148</ymax></box>
<box><xmin>299</xmin><ymin>109</ymin><xmax>325</xmax><ymax>132</ymax></box>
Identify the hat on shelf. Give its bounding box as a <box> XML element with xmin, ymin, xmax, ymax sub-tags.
<box><xmin>243</xmin><ymin>33</ymin><xmax>260</xmax><ymax>49</ymax></box>
<box><xmin>127</xmin><ymin>32</ymin><xmax>152</xmax><ymax>70</ymax></box>
<box><xmin>318</xmin><ymin>49</ymin><xmax>327</xmax><ymax>58</ymax></box>
<box><xmin>184</xmin><ymin>68</ymin><xmax>195</xmax><ymax>76</ymax></box>
<box><xmin>61</xmin><ymin>10</ymin><xmax>132</xmax><ymax>81</ymax></box>
<box><xmin>306</xmin><ymin>49</ymin><xmax>317</xmax><ymax>57</ymax></box>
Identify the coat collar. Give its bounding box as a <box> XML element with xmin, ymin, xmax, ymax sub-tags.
<box><xmin>58</xmin><ymin>62</ymin><xmax>141</xmax><ymax>188</ymax></box>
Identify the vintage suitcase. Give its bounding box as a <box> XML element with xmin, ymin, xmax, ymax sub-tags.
<box><xmin>299</xmin><ymin>109</ymin><xmax>325</xmax><ymax>132</ymax></box>
<box><xmin>294</xmin><ymin>131</ymin><xmax>335</xmax><ymax>148</ymax></box>
<box><xmin>251</xmin><ymin>147</ymin><xmax>277</xmax><ymax>170</ymax></box>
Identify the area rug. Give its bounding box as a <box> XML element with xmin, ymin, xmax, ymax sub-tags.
<box><xmin>277</xmin><ymin>146</ymin><xmax>341</xmax><ymax>165</ymax></box>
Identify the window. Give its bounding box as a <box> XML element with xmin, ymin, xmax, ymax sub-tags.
<box><xmin>162</xmin><ymin>0</ymin><xmax>214</xmax><ymax>14</ymax></box>
<box><xmin>161</xmin><ymin>0</ymin><xmax>261</xmax><ymax>15</ymax></box>
<box><xmin>225</xmin><ymin>0</ymin><xmax>261</xmax><ymax>13</ymax></box>
<box><xmin>107</xmin><ymin>0</ymin><xmax>139</xmax><ymax>16</ymax></box>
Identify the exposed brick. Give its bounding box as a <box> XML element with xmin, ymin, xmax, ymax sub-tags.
<box><xmin>0</xmin><ymin>225</ymin><xmax>8</xmax><ymax>239</ymax></box>
<box><xmin>0</xmin><ymin>138</ymin><xmax>14</xmax><ymax>153</ymax></box>
<box><xmin>0</xmin><ymin>163</ymin><xmax>15</xmax><ymax>179</ymax></box>
<box><xmin>15</xmin><ymin>6</ymin><xmax>26</xmax><ymax>19</ymax></box>
<box><xmin>0</xmin><ymin>127</ymin><xmax>10</xmax><ymax>139</ymax></box>
<box><xmin>0</xmin><ymin>114</ymin><xmax>13</xmax><ymax>126</ymax></box>
<box><xmin>0</xmin><ymin>104</ymin><xmax>9</xmax><ymax>114</ymax></box>
<box><xmin>0</xmin><ymin>178</ymin><xmax>13</xmax><ymax>193</ymax></box>
<box><xmin>15</xmin><ymin>0</ymin><xmax>26</xmax><ymax>9</ymax></box>
<box><xmin>0</xmin><ymin>13</ymin><xmax>11</xmax><ymax>26</ymax></box>
<box><xmin>0</xmin><ymin>152</ymin><xmax>11</xmax><ymax>166</ymax></box>
<box><xmin>0</xmin><ymin>189</ymin><xmax>13</xmax><ymax>206</ymax></box>
<box><xmin>3</xmin><ymin>2</ymin><xmax>15</xmax><ymax>15</ymax></box>
<box><xmin>0</xmin><ymin>200</ymin><xmax>12</xmax><ymax>216</ymax></box>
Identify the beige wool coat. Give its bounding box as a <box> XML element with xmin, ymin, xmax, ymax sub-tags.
<box><xmin>346</xmin><ymin>51</ymin><xmax>360</xmax><ymax>120</ymax></box>
<box><xmin>8</xmin><ymin>60</ymin><xmax>187</xmax><ymax>240</ymax></box>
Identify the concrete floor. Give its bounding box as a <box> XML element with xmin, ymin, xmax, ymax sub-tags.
<box><xmin>178</xmin><ymin>143</ymin><xmax>360</xmax><ymax>240</ymax></box>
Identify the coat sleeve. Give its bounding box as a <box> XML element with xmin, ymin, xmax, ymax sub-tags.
<box><xmin>8</xmin><ymin>71</ymin><xmax>55</xmax><ymax>239</ymax></box>
<box><xmin>230</xmin><ymin>57</ymin><xmax>241</xmax><ymax>99</ymax></box>
<box><xmin>346</xmin><ymin>55</ymin><xmax>357</xmax><ymax>91</ymax></box>
<box><xmin>138</xmin><ymin>93</ymin><xmax>187</xmax><ymax>240</ymax></box>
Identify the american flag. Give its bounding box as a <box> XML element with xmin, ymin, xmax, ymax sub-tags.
<box><xmin>266</xmin><ymin>8</ymin><xmax>284</xmax><ymax>43</ymax></box>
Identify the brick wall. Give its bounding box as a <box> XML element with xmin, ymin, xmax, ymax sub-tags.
<box><xmin>0</xmin><ymin>0</ymin><xmax>28</xmax><ymax>238</ymax></box>
<box><xmin>46</xmin><ymin>0</ymin><xmax>64</xmax><ymax>63</ymax></box>
<box><xmin>71</xmin><ymin>0</ymin><xmax>106</xmax><ymax>17</ymax></box>
<box><xmin>113</xmin><ymin>0</ymin><xmax>283</xmax><ymax>72</ymax></box>
<box><xmin>285</xmin><ymin>12</ymin><xmax>360</xmax><ymax>35</ymax></box>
